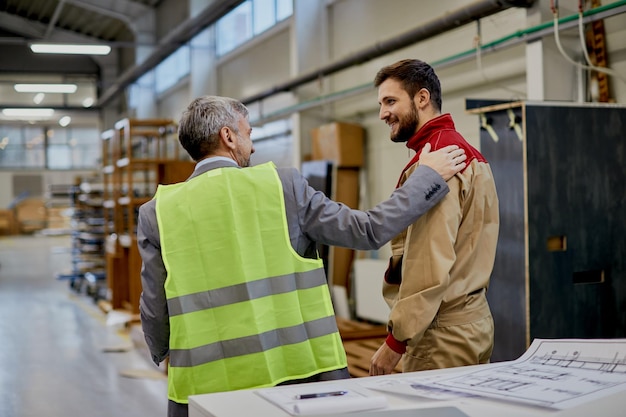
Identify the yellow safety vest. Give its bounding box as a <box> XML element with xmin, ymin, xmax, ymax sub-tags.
<box><xmin>154</xmin><ymin>162</ymin><xmax>346</xmax><ymax>403</ymax></box>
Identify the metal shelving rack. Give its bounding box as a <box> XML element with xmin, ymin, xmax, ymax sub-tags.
<box><xmin>102</xmin><ymin>119</ymin><xmax>194</xmax><ymax>314</ymax></box>
<box><xmin>57</xmin><ymin>176</ymin><xmax>106</xmax><ymax>301</ymax></box>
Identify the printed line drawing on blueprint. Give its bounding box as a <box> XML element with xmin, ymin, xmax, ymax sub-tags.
<box><xmin>431</xmin><ymin>339</ymin><xmax>626</xmax><ymax>409</ymax></box>
<box><xmin>530</xmin><ymin>347</ymin><xmax>626</xmax><ymax>374</ymax></box>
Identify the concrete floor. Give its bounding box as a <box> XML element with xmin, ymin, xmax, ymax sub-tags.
<box><xmin>0</xmin><ymin>234</ymin><xmax>168</xmax><ymax>417</ymax></box>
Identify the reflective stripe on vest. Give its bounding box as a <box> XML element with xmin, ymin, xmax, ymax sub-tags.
<box><xmin>155</xmin><ymin>162</ymin><xmax>346</xmax><ymax>403</ymax></box>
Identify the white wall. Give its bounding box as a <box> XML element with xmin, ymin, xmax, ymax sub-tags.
<box><xmin>157</xmin><ymin>81</ymin><xmax>190</xmax><ymax>126</ymax></box>
<box><xmin>217</xmin><ymin>26</ymin><xmax>292</xmax><ymax>100</ymax></box>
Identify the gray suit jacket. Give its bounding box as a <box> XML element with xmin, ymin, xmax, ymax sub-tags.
<box><xmin>137</xmin><ymin>159</ymin><xmax>448</xmax><ymax>365</ymax></box>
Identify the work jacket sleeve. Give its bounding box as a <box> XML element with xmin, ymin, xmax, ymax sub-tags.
<box><xmin>137</xmin><ymin>200</ymin><xmax>170</xmax><ymax>365</ymax></box>
<box><xmin>285</xmin><ymin>164</ymin><xmax>449</xmax><ymax>250</ymax></box>
<box><xmin>385</xmin><ymin>174</ymin><xmax>463</xmax><ymax>346</ymax></box>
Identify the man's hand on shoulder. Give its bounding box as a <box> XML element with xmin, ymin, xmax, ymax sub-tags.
<box><xmin>419</xmin><ymin>143</ymin><xmax>466</xmax><ymax>181</ymax></box>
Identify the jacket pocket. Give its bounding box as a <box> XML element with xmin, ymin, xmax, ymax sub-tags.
<box><xmin>384</xmin><ymin>255</ymin><xmax>403</xmax><ymax>285</ymax></box>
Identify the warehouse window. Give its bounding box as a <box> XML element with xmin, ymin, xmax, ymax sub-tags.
<box><xmin>276</xmin><ymin>0</ymin><xmax>293</xmax><ymax>20</ymax></box>
<box><xmin>253</xmin><ymin>0</ymin><xmax>275</xmax><ymax>34</ymax></box>
<box><xmin>0</xmin><ymin>125</ymin><xmax>99</xmax><ymax>170</ymax></box>
<box><xmin>0</xmin><ymin>126</ymin><xmax>45</xmax><ymax>169</ymax></box>
<box><xmin>216</xmin><ymin>2</ymin><xmax>252</xmax><ymax>56</ymax></box>
<box><xmin>128</xmin><ymin>72</ymin><xmax>154</xmax><ymax>112</ymax></box>
<box><xmin>155</xmin><ymin>45</ymin><xmax>190</xmax><ymax>94</ymax></box>
<box><xmin>46</xmin><ymin>127</ymin><xmax>101</xmax><ymax>170</ymax></box>
<box><xmin>216</xmin><ymin>0</ymin><xmax>292</xmax><ymax>56</ymax></box>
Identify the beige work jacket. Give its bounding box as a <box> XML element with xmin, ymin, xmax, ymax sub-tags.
<box><xmin>383</xmin><ymin>158</ymin><xmax>499</xmax><ymax>369</ymax></box>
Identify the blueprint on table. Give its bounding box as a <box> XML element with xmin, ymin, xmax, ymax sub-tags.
<box><xmin>363</xmin><ymin>338</ymin><xmax>626</xmax><ymax>409</ymax></box>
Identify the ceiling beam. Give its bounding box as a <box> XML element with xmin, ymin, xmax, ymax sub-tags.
<box><xmin>64</xmin><ymin>0</ymin><xmax>151</xmax><ymax>20</ymax></box>
<box><xmin>44</xmin><ymin>0</ymin><xmax>67</xmax><ymax>39</ymax></box>
<box><xmin>0</xmin><ymin>11</ymin><xmax>45</xmax><ymax>38</ymax></box>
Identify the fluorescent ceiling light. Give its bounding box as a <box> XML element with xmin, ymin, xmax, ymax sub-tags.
<box><xmin>30</xmin><ymin>43</ymin><xmax>111</xmax><ymax>55</ymax></box>
<box><xmin>15</xmin><ymin>84</ymin><xmax>77</xmax><ymax>93</ymax></box>
<box><xmin>59</xmin><ymin>116</ymin><xmax>71</xmax><ymax>127</ymax></box>
<box><xmin>2</xmin><ymin>108</ymin><xmax>55</xmax><ymax>118</ymax></box>
<box><xmin>33</xmin><ymin>93</ymin><xmax>45</xmax><ymax>104</ymax></box>
<box><xmin>82</xmin><ymin>97</ymin><xmax>94</xmax><ymax>108</ymax></box>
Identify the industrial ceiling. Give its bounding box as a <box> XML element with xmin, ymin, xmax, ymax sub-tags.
<box><xmin>0</xmin><ymin>0</ymin><xmax>159</xmax><ymax>125</ymax></box>
<box><xmin>0</xmin><ymin>0</ymin><xmax>544</xmax><ymax>126</ymax></box>
<box><xmin>0</xmin><ymin>0</ymin><xmax>242</xmax><ymax>125</ymax></box>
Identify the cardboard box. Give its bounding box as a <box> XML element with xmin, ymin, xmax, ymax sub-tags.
<box><xmin>328</xmin><ymin>168</ymin><xmax>360</xmax><ymax>289</ymax></box>
<box><xmin>334</xmin><ymin>167</ymin><xmax>359</xmax><ymax>207</ymax></box>
<box><xmin>0</xmin><ymin>209</ymin><xmax>17</xmax><ymax>235</ymax></box>
<box><xmin>15</xmin><ymin>198</ymin><xmax>47</xmax><ymax>233</ymax></box>
<box><xmin>311</xmin><ymin>122</ymin><xmax>364</xmax><ymax>167</ymax></box>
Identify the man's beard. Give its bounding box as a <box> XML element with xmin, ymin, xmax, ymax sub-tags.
<box><xmin>237</xmin><ymin>153</ymin><xmax>251</xmax><ymax>167</ymax></box>
<box><xmin>231</xmin><ymin>149</ymin><xmax>251</xmax><ymax>167</ymax></box>
<box><xmin>390</xmin><ymin>105</ymin><xmax>418</xmax><ymax>143</ymax></box>
<box><xmin>239</xmin><ymin>150</ymin><xmax>252</xmax><ymax>167</ymax></box>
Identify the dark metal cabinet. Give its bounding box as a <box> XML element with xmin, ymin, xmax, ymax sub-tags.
<box><xmin>467</xmin><ymin>100</ymin><xmax>626</xmax><ymax>362</ymax></box>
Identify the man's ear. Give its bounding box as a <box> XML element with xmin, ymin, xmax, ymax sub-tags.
<box><xmin>414</xmin><ymin>88</ymin><xmax>431</xmax><ymax>110</ymax></box>
<box><xmin>220</xmin><ymin>126</ymin><xmax>236</xmax><ymax>150</ymax></box>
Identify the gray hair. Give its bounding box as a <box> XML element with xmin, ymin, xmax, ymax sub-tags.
<box><xmin>178</xmin><ymin>95</ymin><xmax>249</xmax><ymax>161</ymax></box>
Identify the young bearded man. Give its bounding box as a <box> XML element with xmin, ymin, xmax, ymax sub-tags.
<box><xmin>370</xmin><ymin>59</ymin><xmax>500</xmax><ymax>376</ymax></box>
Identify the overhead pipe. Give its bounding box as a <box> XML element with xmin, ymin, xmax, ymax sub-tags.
<box><xmin>96</xmin><ymin>0</ymin><xmax>243</xmax><ymax>107</ymax></box>
<box><xmin>240</xmin><ymin>0</ymin><xmax>535</xmax><ymax>105</ymax></box>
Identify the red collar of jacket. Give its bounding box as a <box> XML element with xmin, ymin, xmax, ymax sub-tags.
<box><xmin>396</xmin><ymin>114</ymin><xmax>454</xmax><ymax>187</ymax></box>
<box><xmin>397</xmin><ymin>113</ymin><xmax>484</xmax><ymax>187</ymax></box>
<box><xmin>406</xmin><ymin>113</ymin><xmax>455</xmax><ymax>153</ymax></box>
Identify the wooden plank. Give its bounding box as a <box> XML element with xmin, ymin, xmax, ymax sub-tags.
<box><xmin>336</xmin><ymin>317</ymin><xmax>387</xmax><ymax>340</ymax></box>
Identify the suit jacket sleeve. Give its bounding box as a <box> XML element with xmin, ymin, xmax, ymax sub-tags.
<box><xmin>136</xmin><ymin>162</ymin><xmax>448</xmax><ymax>365</ymax></box>
<box><xmin>137</xmin><ymin>199</ymin><xmax>170</xmax><ymax>365</ymax></box>
<box><xmin>281</xmin><ymin>164</ymin><xmax>449</xmax><ymax>250</ymax></box>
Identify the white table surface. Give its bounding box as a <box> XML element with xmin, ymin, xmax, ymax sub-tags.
<box><xmin>188</xmin><ymin>364</ymin><xmax>626</xmax><ymax>417</ymax></box>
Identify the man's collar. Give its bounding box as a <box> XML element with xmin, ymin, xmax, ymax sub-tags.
<box><xmin>406</xmin><ymin>113</ymin><xmax>453</xmax><ymax>151</ymax></box>
<box><xmin>195</xmin><ymin>156</ymin><xmax>238</xmax><ymax>170</ymax></box>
